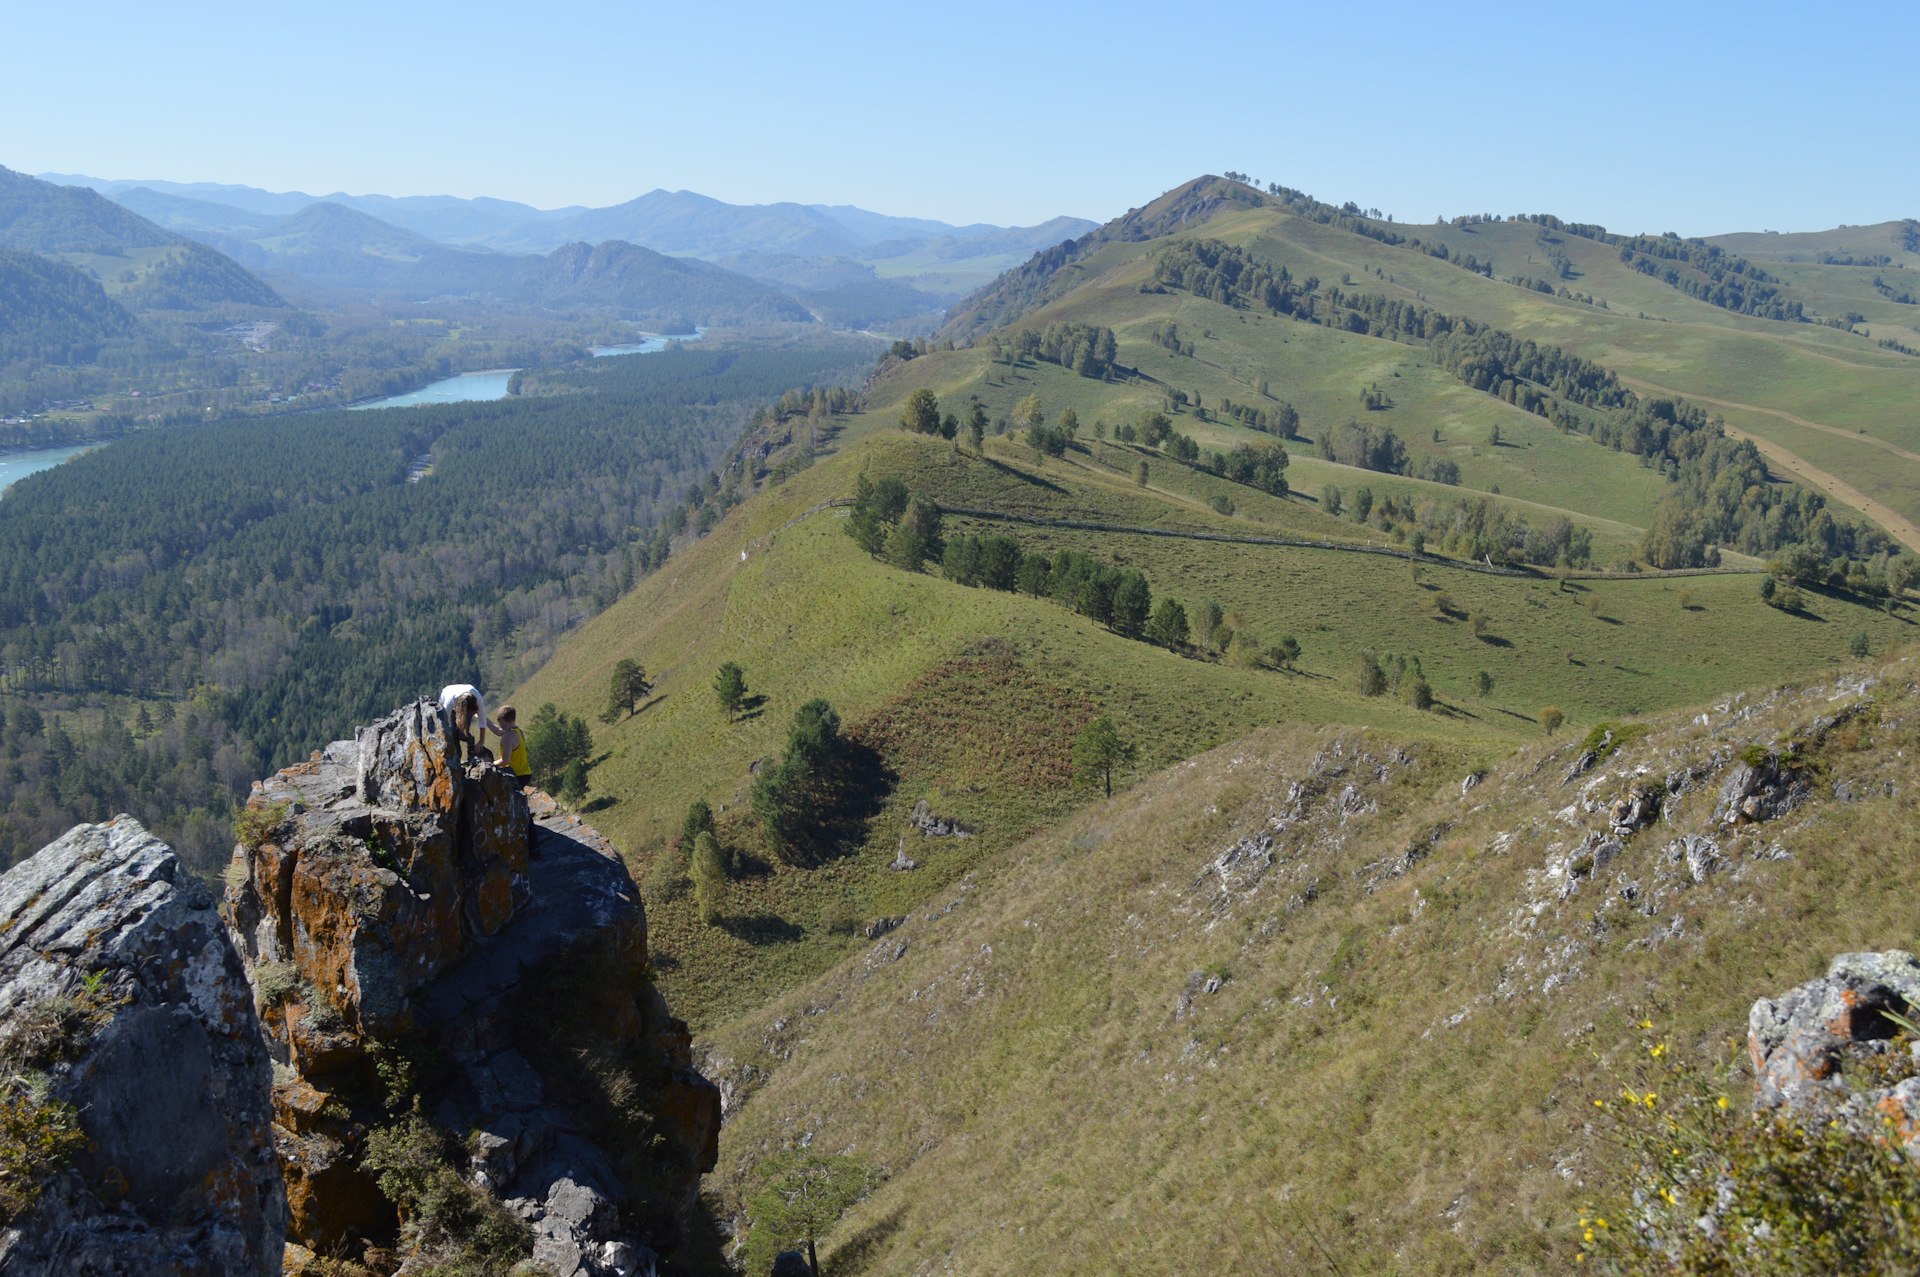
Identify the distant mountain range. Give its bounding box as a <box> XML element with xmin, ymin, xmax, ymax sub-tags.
<box><xmin>41</xmin><ymin>172</ymin><xmax>1096</xmax><ymax>302</ymax></box>
<box><xmin>45</xmin><ymin>171</ymin><xmax>1092</xmax><ymax>255</ymax></box>
<box><xmin>6</xmin><ymin>168</ymin><xmax>1095</xmax><ymax>334</ymax></box>
<box><xmin>0</xmin><ymin>167</ymin><xmax>819</xmax><ymax>328</ymax></box>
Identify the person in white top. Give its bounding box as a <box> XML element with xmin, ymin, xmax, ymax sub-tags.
<box><xmin>438</xmin><ymin>683</ymin><xmax>495</xmax><ymax>763</ymax></box>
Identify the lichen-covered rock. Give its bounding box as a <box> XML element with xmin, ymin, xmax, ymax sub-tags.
<box><xmin>0</xmin><ymin>817</ymin><xmax>285</xmax><ymax>1276</ymax></box>
<box><xmin>1749</xmin><ymin>951</ymin><xmax>1920</xmax><ymax>1118</ymax></box>
<box><xmin>226</xmin><ymin>702</ymin><xmax>530</xmax><ymax>1051</ymax></box>
<box><xmin>1607</xmin><ymin>780</ymin><xmax>1662</xmax><ymax>835</ymax></box>
<box><xmin>225</xmin><ymin>701</ymin><xmax>718</xmax><ymax>1268</ymax></box>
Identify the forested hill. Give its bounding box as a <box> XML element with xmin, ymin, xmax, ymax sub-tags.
<box><xmin>0</xmin><ymin>334</ymin><xmax>879</xmax><ymax>873</ymax></box>
<box><xmin>0</xmin><ymin>165</ymin><xmax>282</xmax><ymax>310</ymax></box>
<box><xmin>197</xmin><ymin>200</ymin><xmax>524</xmax><ymax>293</ymax></box>
<box><xmin>0</xmin><ymin>165</ymin><xmax>176</xmax><ymax>252</ymax></box>
<box><xmin>527</xmin><ymin>240</ymin><xmax>814</xmax><ymax>325</ymax></box>
<box><xmin>0</xmin><ymin>248</ymin><xmax>136</xmax><ymax>367</ymax></box>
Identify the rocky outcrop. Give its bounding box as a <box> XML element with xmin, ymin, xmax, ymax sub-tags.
<box><xmin>1715</xmin><ymin>754</ymin><xmax>1811</xmax><ymax>826</ymax></box>
<box><xmin>0</xmin><ymin>817</ymin><xmax>285</xmax><ymax>1276</ymax></box>
<box><xmin>907</xmin><ymin>799</ymin><xmax>974</xmax><ymax>839</ymax></box>
<box><xmin>225</xmin><ymin>700</ymin><xmax>720</xmax><ymax>1274</ymax></box>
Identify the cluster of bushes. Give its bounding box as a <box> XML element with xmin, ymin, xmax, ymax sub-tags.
<box><xmin>750</xmin><ymin>698</ymin><xmax>861</xmax><ymax>866</ymax></box>
<box><xmin>939</xmin><ymin>526</ymin><xmax>1303</xmax><ymax>670</ymax></box>
<box><xmin>1216</xmin><ymin>393</ymin><xmax>1299</xmax><ymax>437</ymax></box>
<box><xmin>1317</xmin><ymin>418</ymin><xmax>1408</xmax><ymax>474</ymax></box>
<box><xmin>1354</xmin><ymin>651</ymin><xmax>1437</xmax><ymax>709</ymax></box>
<box><xmin>1641</xmin><ymin>429</ymin><xmax>1892</xmax><ymax>568</ymax></box>
<box><xmin>1760</xmin><ymin>546</ymin><xmax>1916</xmax><ymax>608</ymax></box>
<box><xmin>525</xmin><ymin>703</ymin><xmax>593</xmax><ymax>794</ymax></box>
<box><xmin>1150</xmin><ymin>239</ymin><xmax>1309</xmax><ymax>314</ymax></box>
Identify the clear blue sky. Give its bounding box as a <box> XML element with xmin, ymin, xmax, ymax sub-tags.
<box><xmin>4</xmin><ymin>0</ymin><xmax>1911</xmax><ymax>236</ymax></box>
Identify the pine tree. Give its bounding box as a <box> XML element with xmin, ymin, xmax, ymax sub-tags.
<box><xmin>1072</xmin><ymin>717</ymin><xmax>1138</xmax><ymax>799</ymax></box>
<box><xmin>715</xmin><ymin>662</ymin><xmax>748</xmax><ymax>717</ymax></box>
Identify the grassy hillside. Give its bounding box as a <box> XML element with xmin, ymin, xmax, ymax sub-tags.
<box><xmin>497</xmin><ymin>179</ymin><xmax>1920</xmax><ymax>1273</ymax></box>
<box><xmin>699</xmin><ymin>650</ymin><xmax>1920</xmax><ymax>1274</ymax></box>
<box><xmin>925</xmin><ymin>179</ymin><xmax>1920</xmax><ymax>553</ymax></box>
<box><xmin>514</xmin><ymin>423</ymin><xmax>1905</xmax><ymax>1032</ymax></box>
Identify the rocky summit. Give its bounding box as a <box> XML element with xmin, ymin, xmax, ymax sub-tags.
<box><xmin>225</xmin><ymin>698</ymin><xmax>721</xmax><ymax>1274</ymax></box>
<box><xmin>0</xmin><ymin>816</ymin><xmax>285</xmax><ymax>1277</ymax></box>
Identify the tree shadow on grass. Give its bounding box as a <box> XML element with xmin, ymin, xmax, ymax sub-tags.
<box><xmin>581</xmin><ymin>795</ymin><xmax>618</xmax><ymax>814</ymax></box>
<box><xmin>979</xmin><ymin>454</ymin><xmax>1070</xmax><ymax>495</ymax></box>
<box><xmin>1477</xmin><ymin>635</ymin><xmax>1514</xmax><ymax>647</ymax></box>
<box><xmin>826</xmin><ymin>1205</ymin><xmax>908</xmax><ymax>1277</ymax></box>
<box><xmin>782</xmin><ymin>739</ymin><xmax>896</xmax><ymax>869</ymax></box>
<box><xmin>736</xmin><ymin>693</ymin><xmax>769</xmax><ymax>721</ymax></box>
<box><xmin>719</xmin><ymin>913</ymin><xmax>805</xmax><ymax>945</ymax></box>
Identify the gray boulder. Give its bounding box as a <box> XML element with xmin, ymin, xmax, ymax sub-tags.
<box><xmin>0</xmin><ymin>817</ymin><xmax>285</xmax><ymax>1276</ymax></box>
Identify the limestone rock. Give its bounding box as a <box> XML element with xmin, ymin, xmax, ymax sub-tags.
<box><xmin>1714</xmin><ymin>756</ymin><xmax>1809</xmax><ymax>826</ymax></box>
<box><xmin>226</xmin><ymin>701</ymin><xmax>531</xmax><ymax>1049</ymax></box>
<box><xmin>1607</xmin><ymin>780</ymin><xmax>1662</xmax><ymax>835</ymax></box>
<box><xmin>0</xmin><ymin>817</ymin><xmax>285</xmax><ymax>1276</ymax></box>
<box><xmin>908</xmin><ymin>798</ymin><xmax>975</xmax><ymax>838</ymax></box>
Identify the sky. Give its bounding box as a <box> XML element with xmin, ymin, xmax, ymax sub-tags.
<box><xmin>3</xmin><ymin>0</ymin><xmax>1913</xmax><ymax>237</ymax></box>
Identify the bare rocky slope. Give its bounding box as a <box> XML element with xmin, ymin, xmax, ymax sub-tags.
<box><xmin>697</xmin><ymin>651</ymin><xmax>1920</xmax><ymax>1272</ymax></box>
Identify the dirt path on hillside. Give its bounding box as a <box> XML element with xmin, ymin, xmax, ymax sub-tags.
<box><xmin>1618</xmin><ymin>375</ymin><xmax>1920</xmax><ymax>465</ymax></box>
<box><xmin>1615</xmin><ymin>375</ymin><xmax>1920</xmax><ymax>554</ymax></box>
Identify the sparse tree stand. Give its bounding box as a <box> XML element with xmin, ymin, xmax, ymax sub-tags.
<box><xmin>600</xmin><ymin>658</ymin><xmax>652</xmax><ymax>723</ymax></box>
<box><xmin>1073</xmin><ymin>716</ymin><xmax>1138</xmax><ymax>799</ymax></box>
<box><xmin>715</xmin><ymin>661</ymin><xmax>748</xmax><ymax>718</ymax></box>
<box><xmin>1540</xmin><ymin>706</ymin><xmax>1565</xmax><ymax>735</ymax></box>
<box><xmin>747</xmin><ymin>1151</ymin><xmax>879</xmax><ymax>1277</ymax></box>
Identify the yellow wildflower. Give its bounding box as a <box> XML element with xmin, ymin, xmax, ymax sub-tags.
<box><xmin>1639</xmin><ymin>1019</ymin><xmax>1653</xmax><ymax>1029</ymax></box>
<box><xmin>1649</xmin><ymin>1043</ymin><xmax>1667</xmax><ymax>1059</ymax></box>
<box><xmin>1717</xmin><ymin>1096</ymin><xmax>1730</xmax><ymax>1110</ymax></box>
